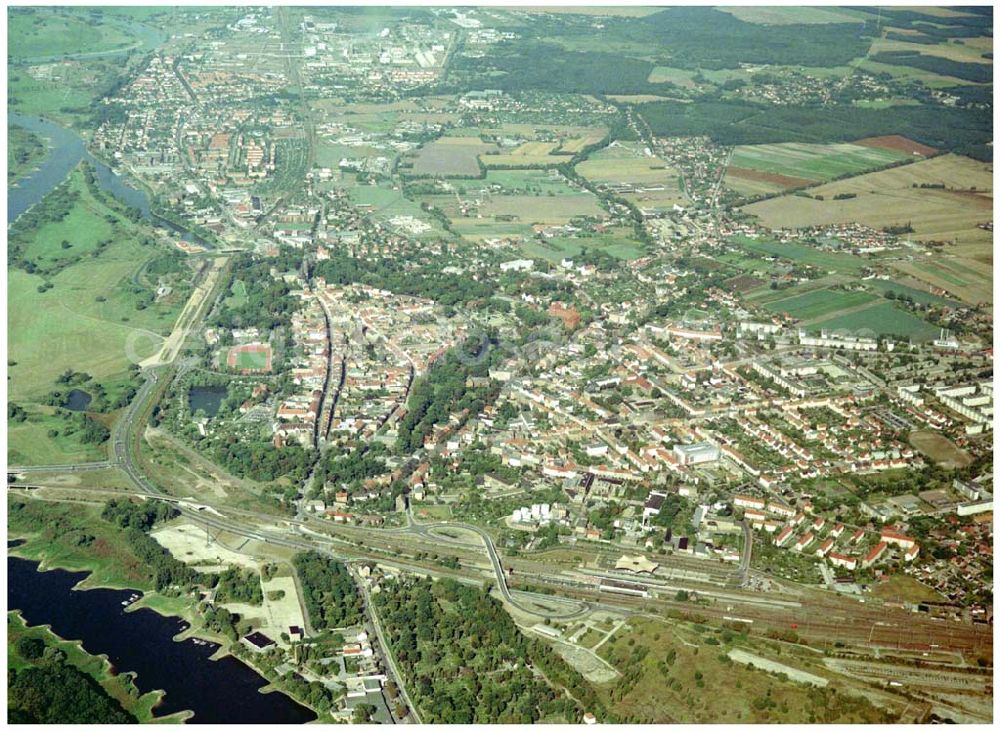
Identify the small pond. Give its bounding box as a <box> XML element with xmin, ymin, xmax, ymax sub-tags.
<box><xmin>64</xmin><ymin>388</ymin><xmax>93</xmax><ymax>412</ymax></box>
<box><xmin>188</xmin><ymin>386</ymin><xmax>227</xmax><ymax>418</ymax></box>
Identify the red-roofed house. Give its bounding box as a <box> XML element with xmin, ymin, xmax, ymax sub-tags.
<box><xmin>880</xmin><ymin>528</ymin><xmax>916</xmax><ymax>550</ymax></box>
<box><xmin>862</xmin><ymin>541</ymin><xmax>888</xmax><ymax>568</ymax></box>
<box><xmin>793</xmin><ymin>532</ymin><xmax>815</xmax><ymax>552</ymax></box>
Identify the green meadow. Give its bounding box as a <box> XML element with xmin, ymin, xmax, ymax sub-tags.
<box><xmin>8</xmin><ymin>8</ymin><xmax>137</xmax><ymax>59</ymax></box>
<box><xmin>8</xmin><ymin>167</ymin><xmax>186</xmax><ymax>463</ymax></box>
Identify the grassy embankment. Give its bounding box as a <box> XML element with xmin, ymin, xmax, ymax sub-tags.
<box><xmin>8</xmin><ymin>165</ymin><xmax>187</xmax><ymax>465</ymax></box>
<box><xmin>7</xmin><ymin>611</ymin><xmax>187</xmax><ymax>723</ymax></box>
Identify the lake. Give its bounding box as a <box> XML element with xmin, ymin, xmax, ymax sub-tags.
<box><xmin>64</xmin><ymin>388</ymin><xmax>93</xmax><ymax>412</ymax></box>
<box><xmin>8</xmin><ymin>555</ymin><xmax>316</xmax><ymax>724</ymax></box>
<box><xmin>189</xmin><ymin>385</ymin><xmax>228</xmax><ymax>418</ymax></box>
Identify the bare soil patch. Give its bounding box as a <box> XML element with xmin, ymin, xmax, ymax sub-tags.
<box><xmin>909</xmin><ymin>430</ymin><xmax>972</xmax><ymax>469</ymax></box>
<box><xmin>726</xmin><ymin>166</ymin><xmax>815</xmax><ymax>189</ymax></box>
<box><xmin>855</xmin><ymin>135</ymin><xmax>938</xmax><ymax>157</ymax></box>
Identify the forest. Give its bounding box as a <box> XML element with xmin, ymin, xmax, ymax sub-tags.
<box><xmin>9</xmin><ymin>656</ymin><xmax>135</xmax><ymax>724</ymax></box>
<box><xmin>209</xmin><ymin>253</ymin><xmax>303</xmax><ymax>333</ymax></box>
<box><xmin>373</xmin><ymin>576</ymin><xmax>605</xmax><ymax>723</ymax></box>
<box><xmin>637</xmin><ymin>99</ymin><xmax>992</xmax><ymax>161</ymax></box>
<box><xmin>101</xmin><ymin>498</ymin><xmax>215</xmax><ymax>591</ymax></box>
<box><xmin>314</xmin><ymin>250</ymin><xmax>493</xmax><ymax>308</ymax></box>
<box><xmin>215</xmin><ymin>566</ymin><xmax>264</xmax><ymax>606</ymax></box>
<box><xmin>212</xmin><ymin>437</ymin><xmax>315</xmax><ymax>483</ymax></box>
<box><xmin>870</xmin><ymin>50</ymin><xmax>992</xmax><ymax>83</ymax></box>
<box><xmin>292</xmin><ymin>551</ymin><xmax>364</xmax><ymax>630</ymax></box>
<box><xmin>451</xmin><ymin>7</ymin><xmax>875</xmax><ymax>95</ymax></box>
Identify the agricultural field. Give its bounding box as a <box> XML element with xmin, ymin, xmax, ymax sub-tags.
<box><xmin>647</xmin><ymin>66</ymin><xmax>703</xmax><ymax>88</ymax></box>
<box><xmin>480</xmin><ymin>149</ymin><xmax>566</xmax><ymax>168</ymax></box>
<box><xmin>742</xmin><ymin>154</ymin><xmax>992</xmax><ymax>251</ymax></box>
<box><xmin>409</xmin><ymin>137</ymin><xmax>497</xmax><ymax>177</ymax></box>
<box><xmin>726</xmin><ymin>141</ymin><xmax>914</xmax><ymax>196</ymax></box>
<box><xmin>312</xmin><ymin>97</ymin><xmax>459</xmax><ymax>135</ymax></box>
<box><xmin>576</xmin><ymin>141</ymin><xmax>687</xmax><ymax>210</ymax></box>
<box><xmin>483</xmin><ymin>169</ymin><xmax>586</xmax><ymax>196</ymax></box>
<box><xmin>892</xmin><ymin>256</ymin><xmax>993</xmax><ymax>307</ymax></box>
<box><xmin>806</xmin><ymin>301</ymin><xmax>940</xmax><ymax>341</ymax></box>
<box><xmin>428</xmin><ymin>123</ymin><xmax>608</xmax><ymax>169</ymax></box>
<box><xmin>869</xmin><ymin>36</ymin><xmax>995</xmax><ymax>66</ymax></box>
<box><xmin>717</xmin><ymin>6</ymin><xmax>870</xmax><ymax>25</ymax></box>
<box><xmin>762</xmin><ymin>288</ymin><xmax>877</xmax><ymax>322</ymax></box>
<box><xmin>416</xmin><ymin>171</ymin><xmax>607</xmax><ymax>241</ymax></box>
<box><xmin>865</xmin><ymin>278</ymin><xmax>961</xmax><ymax>307</ymax></box>
<box><xmin>521</xmin><ymin>227</ymin><xmax>646</xmax><ymax>262</ymax></box>
<box><xmin>732</xmin><ymin>236</ymin><xmax>866</xmax><ymax>273</ymax></box>
<box><xmin>478</xmin><ymin>193</ymin><xmax>603</xmax><ymax>223</ymax></box>
<box><xmin>556</xmin><ymin>132</ymin><xmax>607</xmax><ymax>154</ymax></box>
<box><xmin>855</xmin><ymin>57</ymin><xmax>986</xmax><ymax>88</ymax></box>
<box><xmin>313</xmin><ymin>141</ymin><xmax>383</xmax><ymax>170</ymax></box>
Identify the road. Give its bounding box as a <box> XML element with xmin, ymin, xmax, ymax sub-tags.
<box><xmin>139</xmin><ymin>257</ymin><xmax>227</xmax><ymax>368</ymax></box>
<box><xmin>405</xmin><ymin>520</ymin><xmax>589</xmax><ymax>620</ymax></box>
<box><xmin>354</xmin><ymin>567</ymin><xmax>422</xmax><ymax>725</ymax></box>
<box><xmin>8</xmin><ymin>461</ymin><xmax>115</xmax><ymax>473</ymax></box>
<box><xmin>736</xmin><ymin>518</ymin><xmax>753</xmax><ymax>587</ymax></box>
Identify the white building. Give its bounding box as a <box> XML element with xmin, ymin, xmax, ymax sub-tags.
<box><xmin>673</xmin><ymin>442</ymin><xmax>720</xmax><ymax>466</ymax></box>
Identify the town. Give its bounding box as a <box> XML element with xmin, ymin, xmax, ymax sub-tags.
<box><xmin>7</xmin><ymin>4</ymin><xmax>993</xmax><ymax>727</ymax></box>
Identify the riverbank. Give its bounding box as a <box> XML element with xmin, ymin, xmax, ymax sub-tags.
<box><xmin>8</xmin><ymin>112</ymin><xmax>214</xmax><ymax>251</ymax></box>
<box><xmin>8</xmin><ymin>500</ymin><xmax>324</xmax><ymax>722</ymax></box>
<box><xmin>8</xmin><ymin>609</ymin><xmax>189</xmax><ymax>723</ymax></box>
<box><xmin>8</xmin><ymin>552</ymin><xmax>317</xmax><ymax>724</ymax></box>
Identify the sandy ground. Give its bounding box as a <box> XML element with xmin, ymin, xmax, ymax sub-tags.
<box><xmin>551</xmin><ymin>641</ymin><xmax>619</xmax><ymax>684</ymax></box>
<box><xmin>220</xmin><ymin>576</ymin><xmax>306</xmax><ymax>647</ymax></box>
<box><xmin>261</xmin><ymin>575</ymin><xmax>307</xmax><ymax>643</ymax></box>
<box><xmin>151</xmin><ymin>522</ymin><xmax>260</xmax><ymax>571</ymax></box>
<box><xmin>140</xmin><ymin>257</ymin><xmax>227</xmax><ymax>368</ymax></box>
<box><xmin>728</xmin><ymin>649</ymin><xmax>828</xmax><ymax>687</ymax></box>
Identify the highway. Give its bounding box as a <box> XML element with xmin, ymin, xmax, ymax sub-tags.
<box><xmin>8</xmin><ymin>461</ymin><xmax>115</xmax><ymax>473</ymax></box>
<box><xmin>404</xmin><ymin>519</ymin><xmax>589</xmax><ymax>620</ymax></box>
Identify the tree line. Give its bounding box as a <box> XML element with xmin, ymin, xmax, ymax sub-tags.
<box><xmin>292</xmin><ymin>551</ymin><xmax>364</xmax><ymax>630</ymax></box>
<box><xmin>373</xmin><ymin>576</ymin><xmax>608</xmax><ymax>723</ymax></box>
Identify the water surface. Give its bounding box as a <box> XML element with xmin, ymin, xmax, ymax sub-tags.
<box><xmin>8</xmin><ymin>555</ymin><xmax>316</xmax><ymax>724</ymax></box>
<box><xmin>64</xmin><ymin>389</ymin><xmax>93</xmax><ymax>412</ymax></box>
<box><xmin>7</xmin><ymin>112</ymin><xmax>208</xmax><ymax>249</ymax></box>
<box><xmin>188</xmin><ymin>385</ymin><xmax>228</xmax><ymax>418</ymax></box>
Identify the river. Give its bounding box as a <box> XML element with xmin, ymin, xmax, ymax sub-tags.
<box><xmin>8</xmin><ymin>554</ymin><xmax>316</xmax><ymax>724</ymax></box>
<box><xmin>7</xmin><ymin>112</ymin><xmax>208</xmax><ymax>248</ymax></box>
